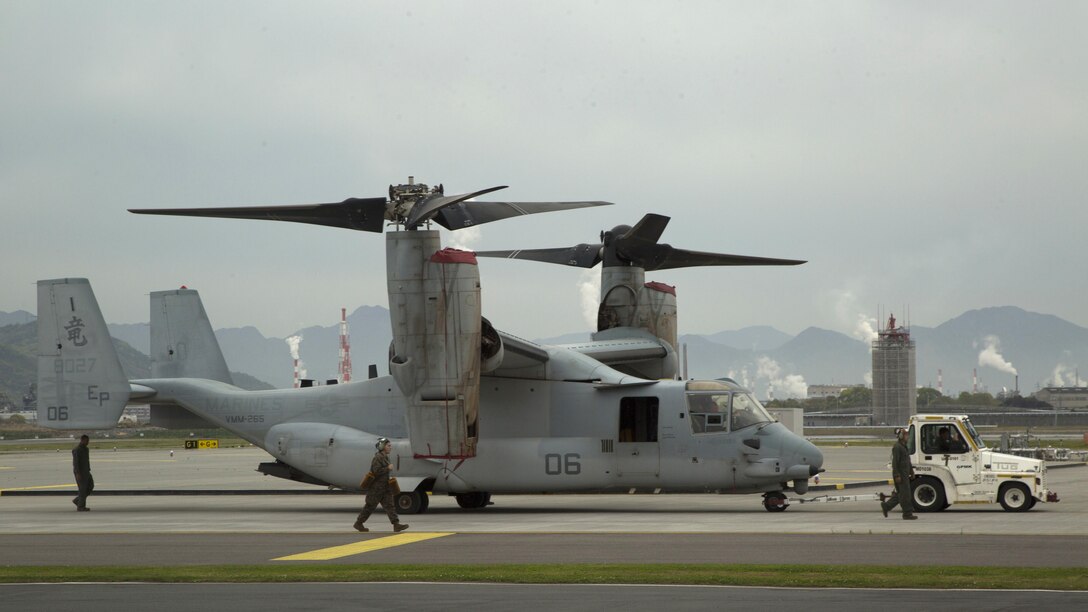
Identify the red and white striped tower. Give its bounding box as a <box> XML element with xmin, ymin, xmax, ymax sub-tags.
<box><xmin>293</xmin><ymin>357</ymin><xmax>300</xmax><ymax>388</ymax></box>
<box><xmin>937</xmin><ymin>369</ymin><xmax>943</xmax><ymax>396</ymax></box>
<box><xmin>972</xmin><ymin>368</ymin><xmax>978</xmax><ymax>393</ymax></box>
<box><xmin>338</xmin><ymin>307</ymin><xmax>352</xmax><ymax>383</ymax></box>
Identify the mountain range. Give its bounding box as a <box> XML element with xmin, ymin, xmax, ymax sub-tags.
<box><xmin>2</xmin><ymin>305</ymin><xmax>1086</xmax><ymax>404</ymax></box>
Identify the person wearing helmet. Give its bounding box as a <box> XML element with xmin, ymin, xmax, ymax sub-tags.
<box><xmin>880</xmin><ymin>427</ymin><xmax>918</xmax><ymax>520</ymax></box>
<box><xmin>354</xmin><ymin>437</ymin><xmax>409</xmax><ymax>532</ymax></box>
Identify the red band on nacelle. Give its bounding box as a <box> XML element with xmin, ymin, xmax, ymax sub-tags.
<box><xmin>644</xmin><ymin>281</ymin><xmax>676</xmax><ymax>296</ymax></box>
<box><xmin>430</xmin><ymin>248</ymin><xmax>478</xmax><ymax>265</ymax></box>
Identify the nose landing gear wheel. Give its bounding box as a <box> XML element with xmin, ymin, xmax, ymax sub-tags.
<box><xmin>456</xmin><ymin>492</ymin><xmax>492</xmax><ymax>509</ymax></box>
<box><xmin>763</xmin><ymin>492</ymin><xmax>788</xmax><ymax>512</ymax></box>
<box><xmin>395</xmin><ymin>491</ymin><xmax>427</xmax><ymax>514</ymax></box>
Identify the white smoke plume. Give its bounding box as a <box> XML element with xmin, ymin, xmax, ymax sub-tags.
<box><xmin>1050</xmin><ymin>363</ymin><xmax>1082</xmax><ymax>386</ymax></box>
<box><xmin>286</xmin><ymin>335</ymin><xmax>307</xmax><ymax>379</ymax></box>
<box><xmin>727</xmin><ymin>367</ymin><xmax>752</xmax><ymax>389</ymax></box>
<box><xmin>853</xmin><ymin>314</ymin><xmax>878</xmax><ymax>344</ymax></box>
<box><xmin>286</xmin><ymin>335</ymin><xmax>302</xmax><ymax>360</ymax></box>
<box><xmin>578</xmin><ymin>268</ymin><xmax>600</xmax><ymax>329</ymax></box>
<box><xmin>978</xmin><ymin>335</ymin><xmax>1017</xmax><ymax>376</ymax></box>
<box><xmin>446</xmin><ymin>226</ymin><xmax>483</xmax><ymax>252</ymax></box>
<box><xmin>755</xmin><ymin>355</ymin><xmax>808</xmax><ymax>399</ymax></box>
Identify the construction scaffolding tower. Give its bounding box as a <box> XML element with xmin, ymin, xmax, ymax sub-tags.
<box><xmin>872</xmin><ymin>313</ymin><xmax>916</xmax><ymax>426</ymax></box>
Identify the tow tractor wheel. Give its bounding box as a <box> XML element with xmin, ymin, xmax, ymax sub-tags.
<box><xmin>998</xmin><ymin>482</ymin><xmax>1033</xmax><ymax>512</ymax></box>
<box><xmin>395</xmin><ymin>491</ymin><xmax>427</xmax><ymax>514</ymax></box>
<box><xmin>456</xmin><ymin>492</ymin><xmax>491</xmax><ymax>509</ymax></box>
<box><xmin>911</xmin><ymin>477</ymin><xmax>946</xmax><ymax>513</ymax></box>
<box><xmin>763</xmin><ymin>492</ymin><xmax>788</xmax><ymax>512</ymax></box>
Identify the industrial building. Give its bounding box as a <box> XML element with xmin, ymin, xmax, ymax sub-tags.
<box><xmin>1035</xmin><ymin>387</ymin><xmax>1088</xmax><ymax>410</ymax></box>
<box><xmin>807</xmin><ymin>384</ymin><xmax>853</xmax><ymax>399</ymax></box>
<box><xmin>871</xmin><ymin>313</ymin><xmax>916</xmax><ymax>425</ymax></box>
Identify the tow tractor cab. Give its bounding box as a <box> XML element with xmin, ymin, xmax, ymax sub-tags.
<box><xmin>906</xmin><ymin>415</ymin><xmax>1059</xmax><ymax>512</ymax></box>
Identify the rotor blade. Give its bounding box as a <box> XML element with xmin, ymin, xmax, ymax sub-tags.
<box><xmin>129</xmin><ymin>198</ymin><xmax>389</xmax><ymax>233</ymax></box>
<box><xmin>618</xmin><ymin>213</ymin><xmax>670</xmax><ymax>245</ymax></box>
<box><xmin>475</xmin><ymin>244</ymin><xmax>603</xmax><ymax>268</ymax></box>
<box><xmin>640</xmin><ymin>245</ymin><xmax>807</xmax><ymax>271</ymax></box>
<box><xmin>405</xmin><ymin>185</ymin><xmax>508</xmax><ymax>228</ymax></box>
<box><xmin>433</xmin><ymin>200</ymin><xmax>614</xmax><ymax>231</ymax></box>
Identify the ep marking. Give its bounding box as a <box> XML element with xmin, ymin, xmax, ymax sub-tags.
<box><xmin>272</xmin><ymin>532</ymin><xmax>454</xmax><ymax>561</ymax></box>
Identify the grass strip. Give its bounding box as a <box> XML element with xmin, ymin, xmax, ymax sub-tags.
<box><xmin>1</xmin><ymin>564</ymin><xmax>1086</xmax><ymax>590</ymax></box>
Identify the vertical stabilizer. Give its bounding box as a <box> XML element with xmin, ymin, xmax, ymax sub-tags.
<box><xmin>36</xmin><ymin>278</ymin><xmax>130</xmax><ymax>429</ymax></box>
<box><xmin>150</xmin><ymin>288</ymin><xmax>232</xmax><ymax>383</ymax></box>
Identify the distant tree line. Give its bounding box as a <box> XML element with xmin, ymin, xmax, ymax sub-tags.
<box><xmin>766</xmin><ymin>386</ymin><xmax>1052</xmax><ymax>411</ymax></box>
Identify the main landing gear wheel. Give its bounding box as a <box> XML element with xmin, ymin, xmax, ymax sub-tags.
<box><xmin>456</xmin><ymin>492</ymin><xmax>492</xmax><ymax>509</ymax></box>
<box><xmin>395</xmin><ymin>491</ymin><xmax>428</xmax><ymax>514</ymax></box>
<box><xmin>762</xmin><ymin>492</ymin><xmax>788</xmax><ymax>512</ymax></box>
<box><xmin>998</xmin><ymin>482</ymin><xmax>1032</xmax><ymax>512</ymax></box>
<box><xmin>911</xmin><ymin>477</ymin><xmax>946</xmax><ymax>513</ymax></box>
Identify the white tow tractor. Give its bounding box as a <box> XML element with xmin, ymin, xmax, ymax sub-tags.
<box><xmin>773</xmin><ymin>414</ymin><xmax>1060</xmax><ymax>512</ymax></box>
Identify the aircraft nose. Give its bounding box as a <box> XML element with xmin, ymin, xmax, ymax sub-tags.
<box><xmin>783</xmin><ymin>436</ymin><xmax>823</xmax><ymax>479</ymax></box>
<box><xmin>801</xmin><ymin>438</ymin><xmax>824</xmax><ymax>473</ymax></box>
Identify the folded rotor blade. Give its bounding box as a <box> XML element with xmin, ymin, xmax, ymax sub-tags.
<box><xmin>129</xmin><ymin>198</ymin><xmax>389</xmax><ymax>233</ymax></box>
<box><xmin>476</xmin><ymin>244</ymin><xmax>603</xmax><ymax>268</ymax></box>
<box><xmin>642</xmin><ymin>246</ymin><xmax>807</xmax><ymax>271</ymax></box>
<box><xmin>434</xmin><ymin>200</ymin><xmax>613</xmax><ymax>231</ymax></box>
<box><xmin>405</xmin><ymin>186</ymin><xmax>508</xmax><ymax>229</ymax></box>
<box><xmin>618</xmin><ymin>213</ymin><xmax>670</xmax><ymax>245</ymax></box>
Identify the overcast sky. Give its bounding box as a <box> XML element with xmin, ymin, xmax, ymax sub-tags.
<box><xmin>3</xmin><ymin>2</ymin><xmax>1085</xmax><ymax>343</ymax></box>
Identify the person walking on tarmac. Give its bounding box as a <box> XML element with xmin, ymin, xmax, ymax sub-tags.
<box><xmin>72</xmin><ymin>434</ymin><xmax>93</xmax><ymax>511</ymax></box>
<box><xmin>880</xmin><ymin>428</ymin><xmax>918</xmax><ymax>520</ymax></box>
<box><xmin>354</xmin><ymin>437</ymin><xmax>409</xmax><ymax>533</ymax></box>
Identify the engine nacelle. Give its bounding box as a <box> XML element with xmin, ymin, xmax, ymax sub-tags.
<box><xmin>386</xmin><ymin>231</ymin><xmax>482</xmax><ymax>458</ymax></box>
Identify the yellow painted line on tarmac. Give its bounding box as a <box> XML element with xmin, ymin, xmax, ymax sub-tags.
<box><xmin>0</xmin><ymin>484</ymin><xmax>75</xmax><ymax>494</ymax></box>
<box><xmin>91</xmin><ymin>459</ymin><xmax>178</xmax><ymax>463</ymax></box>
<box><xmin>273</xmin><ymin>532</ymin><xmax>454</xmax><ymax>561</ymax></box>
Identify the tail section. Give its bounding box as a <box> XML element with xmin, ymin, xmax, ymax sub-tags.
<box><xmin>150</xmin><ymin>288</ymin><xmax>232</xmax><ymax>383</ymax></box>
<box><xmin>36</xmin><ymin>278</ymin><xmax>129</xmax><ymax>429</ymax></box>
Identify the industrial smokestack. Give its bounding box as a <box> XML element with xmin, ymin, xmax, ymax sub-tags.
<box><xmin>338</xmin><ymin>307</ymin><xmax>352</xmax><ymax>383</ymax></box>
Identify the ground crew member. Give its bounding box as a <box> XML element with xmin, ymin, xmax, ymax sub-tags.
<box><xmin>353</xmin><ymin>437</ymin><xmax>409</xmax><ymax>533</ymax></box>
<box><xmin>880</xmin><ymin>428</ymin><xmax>918</xmax><ymax>520</ymax></box>
<box><xmin>72</xmin><ymin>434</ymin><xmax>93</xmax><ymax>511</ymax></box>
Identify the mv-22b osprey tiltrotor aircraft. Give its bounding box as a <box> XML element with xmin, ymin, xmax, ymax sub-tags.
<box><xmin>36</xmin><ymin>178</ymin><xmax>822</xmax><ymax>513</ymax></box>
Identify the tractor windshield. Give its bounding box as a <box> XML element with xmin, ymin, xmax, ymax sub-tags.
<box><xmin>962</xmin><ymin>419</ymin><xmax>986</xmax><ymax>450</ymax></box>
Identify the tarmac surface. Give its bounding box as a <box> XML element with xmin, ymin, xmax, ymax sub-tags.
<box><xmin>4</xmin><ymin>582</ymin><xmax>1088</xmax><ymax>612</ymax></box>
<box><xmin>2</xmin><ymin>444</ymin><xmax>1086</xmax><ymax>567</ymax></box>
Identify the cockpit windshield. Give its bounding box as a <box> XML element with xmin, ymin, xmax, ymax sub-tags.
<box><xmin>730</xmin><ymin>392</ymin><xmax>773</xmax><ymax>430</ymax></box>
<box><xmin>685</xmin><ymin>381</ymin><xmax>774</xmax><ymax>434</ymax></box>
